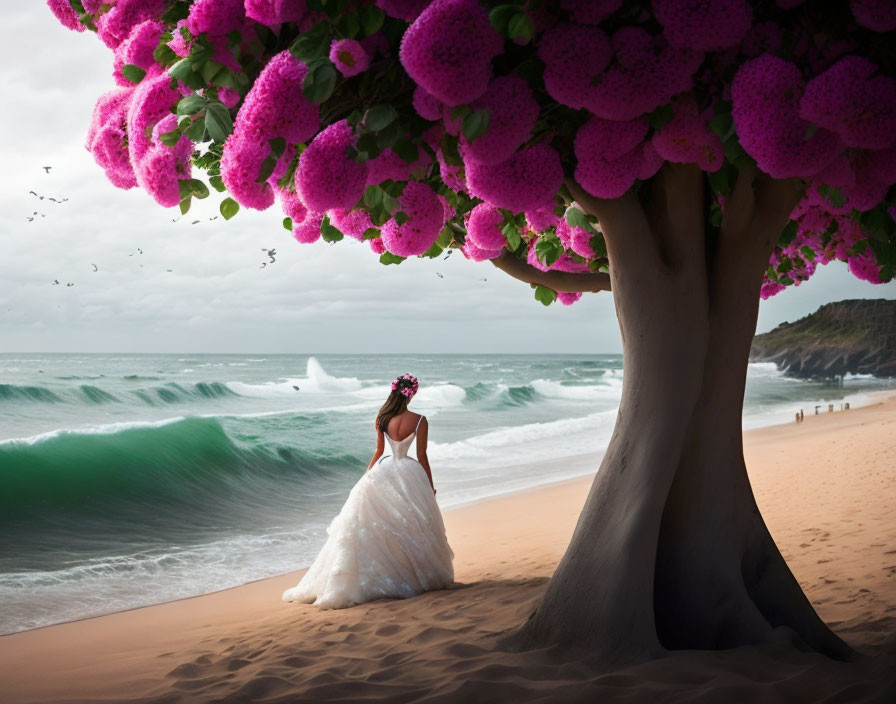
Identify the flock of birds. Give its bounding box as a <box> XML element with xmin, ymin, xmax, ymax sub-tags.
<box><xmin>24</xmin><ymin>166</ymin><xmax>488</xmax><ymax>288</ymax></box>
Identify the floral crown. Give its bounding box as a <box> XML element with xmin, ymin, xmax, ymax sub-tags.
<box><xmin>391</xmin><ymin>374</ymin><xmax>419</xmax><ymax>399</ymax></box>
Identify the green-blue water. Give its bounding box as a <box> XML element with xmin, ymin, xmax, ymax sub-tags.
<box><xmin>1</xmin><ymin>353</ymin><xmax>893</xmax><ymax>634</ymax></box>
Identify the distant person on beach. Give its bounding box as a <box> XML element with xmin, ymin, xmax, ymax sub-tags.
<box><xmin>283</xmin><ymin>374</ymin><xmax>454</xmax><ymax>609</ymax></box>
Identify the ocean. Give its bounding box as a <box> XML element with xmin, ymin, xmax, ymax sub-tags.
<box><xmin>1</xmin><ymin>353</ymin><xmax>893</xmax><ymax>635</ymax></box>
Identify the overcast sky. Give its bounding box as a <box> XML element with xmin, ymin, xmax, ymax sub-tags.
<box><xmin>1</xmin><ymin>6</ymin><xmax>893</xmax><ymax>355</ymax></box>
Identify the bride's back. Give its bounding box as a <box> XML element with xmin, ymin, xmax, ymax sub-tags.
<box><xmin>386</xmin><ymin>411</ymin><xmax>423</xmax><ymax>442</ymax></box>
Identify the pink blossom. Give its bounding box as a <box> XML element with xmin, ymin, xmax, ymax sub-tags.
<box><xmin>538</xmin><ymin>23</ymin><xmax>612</xmax><ymax>111</ymax></box>
<box><xmin>651</xmin><ymin>97</ymin><xmax>724</xmax><ymax>171</ymax></box>
<box><xmin>848</xmin><ymin>146</ymin><xmax>896</xmax><ymax>211</ymax></box>
<box><xmin>759</xmin><ymin>281</ymin><xmax>786</xmax><ymax>299</ymax></box>
<box><xmin>399</xmin><ymin>0</ymin><xmax>503</xmax><ymax>106</ymax></box>
<box><xmin>466</xmin><ymin>143</ymin><xmax>564</xmax><ymax>213</ymax></box>
<box><xmin>245</xmin><ymin>0</ymin><xmax>306</xmax><ymax>26</ymax></box>
<box><xmin>366</xmin><ymin>147</ymin><xmax>431</xmax><ymax>186</ymax></box>
<box><xmin>297</xmin><ymin>120</ymin><xmax>369</xmax><ymax>212</ymax></box>
<box><xmin>218</xmin><ymin>87</ymin><xmax>242</xmax><ymax>109</ymax></box>
<box><xmin>561</xmin><ymin>0</ymin><xmax>622</xmax><ymax>24</ymax></box>
<box><xmin>277</xmin><ymin>188</ymin><xmax>308</xmax><ymax>223</ymax></box>
<box><xmin>329</xmin><ymin>209</ymin><xmax>375</xmax><ymax>240</ymax></box>
<box><xmin>851</xmin><ymin>0</ymin><xmax>896</xmax><ymax>32</ymax></box>
<box><xmin>231</xmin><ymin>51</ymin><xmax>318</xmax><ymax>145</ymax></box>
<box><xmin>557</xmin><ymin>219</ymin><xmax>595</xmax><ymax>258</ymax></box>
<box><xmin>47</xmin><ymin>0</ymin><xmax>85</xmax><ymax>32</ymax></box>
<box><xmin>223</xmin><ymin>52</ymin><xmax>319</xmax><ymax>210</ymax></box>
<box><xmin>466</xmin><ymin>203</ymin><xmax>507</xmax><ymax>251</ymax></box>
<box><xmin>800</xmin><ymin>57</ymin><xmax>896</xmax><ymax>150</ymax></box>
<box><xmin>97</xmin><ymin>0</ymin><xmax>166</xmax><ymax>49</ymax></box>
<box><xmin>653</xmin><ymin>0</ymin><xmax>752</xmax><ymax>51</ymax></box>
<box><xmin>330</xmin><ymin>39</ymin><xmax>371</xmax><ymax>78</ymax></box>
<box><xmin>413</xmin><ymin>86</ymin><xmax>443</xmax><ymax>121</ymax></box>
<box><xmin>369</xmin><ymin>237</ymin><xmax>387</xmax><ymax>254</ymax></box>
<box><xmin>557</xmin><ymin>291</ymin><xmax>583</xmax><ymax>306</ymax></box>
<box><xmin>436</xmin><ymin>147</ymin><xmax>467</xmax><ymax>193</ymax></box>
<box><xmin>526</xmin><ymin>204</ymin><xmax>560</xmax><ymax>233</ymax></box>
<box><xmin>847</xmin><ymin>251</ymin><xmax>883</xmax><ymax>283</ymax></box>
<box><xmin>113</xmin><ymin>20</ymin><xmax>165</xmax><ymax>87</ymax></box>
<box><xmin>574</xmin><ymin>115</ymin><xmax>648</xmax><ymax>162</ymax></box>
<box><xmin>86</xmin><ymin>87</ymin><xmax>138</xmax><ymax>190</ymax></box>
<box><xmin>135</xmin><ymin>114</ymin><xmax>194</xmax><ymax>208</ymax></box>
<box><xmin>293</xmin><ymin>211</ymin><xmax>324</xmax><ymax>244</ymax></box>
<box><xmin>460</xmin><ymin>76</ymin><xmax>540</xmax><ymax>166</ymax></box>
<box><xmin>438</xmin><ymin>195</ymin><xmax>455</xmax><ymax>222</ymax></box>
<box><xmin>126</xmin><ymin>71</ymin><xmax>182</xmax><ymax>167</ymax></box>
<box><xmin>187</xmin><ymin>0</ymin><xmax>246</xmax><ymax>36</ymax></box>
<box><xmin>731</xmin><ymin>54</ymin><xmax>842</xmax><ymax>179</ymax></box>
<box><xmin>461</xmin><ymin>239</ymin><xmax>502</xmax><ymax>261</ymax></box>
<box><xmin>381</xmin><ymin>182</ymin><xmax>445</xmax><ymax>257</ymax></box>
<box><xmin>377</xmin><ymin>0</ymin><xmax>432</xmax><ymax>21</ymax></box>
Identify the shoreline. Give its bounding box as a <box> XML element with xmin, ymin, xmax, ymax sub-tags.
<box><xmin>3</xmin><ymin>389</ymin><xmax>895</xmax><ymax>639</ymax></box>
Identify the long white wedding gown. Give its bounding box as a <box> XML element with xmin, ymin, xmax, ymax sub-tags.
<box><xmin>282</xmin><ymin>416</ymin><xmax>454</xmax><ymax>609</ymax></box>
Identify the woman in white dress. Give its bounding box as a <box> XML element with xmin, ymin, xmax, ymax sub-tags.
<box><xmin>282</xmin><ymin>374</ymin><xmax>454</xmax><ymax>609</ymax></box>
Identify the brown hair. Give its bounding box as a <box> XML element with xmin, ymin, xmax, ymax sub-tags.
<box><xmin>376</xmin><ymin>390</ymin><xmax>410</xmax><ymax>432</ymax></box>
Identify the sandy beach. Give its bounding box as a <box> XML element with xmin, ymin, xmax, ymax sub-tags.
<box><xmin>1</xmin><ymin>396</ymin><xmax>894</xmax><ymax>703</ymax></box>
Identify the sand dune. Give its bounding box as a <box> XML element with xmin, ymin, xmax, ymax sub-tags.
<box><xmin>1</xmin><ymin>397</ymin><xmax>894</xmax><ymax>703</ymax></box>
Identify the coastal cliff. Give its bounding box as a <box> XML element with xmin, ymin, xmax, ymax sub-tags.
<box><xmin>750</xmin><ymin>299</ymin><xmax>896</xmax><ymax>378</ymax></box>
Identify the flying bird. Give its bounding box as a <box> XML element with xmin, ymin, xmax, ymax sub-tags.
<box><xmin>191</xmin><ymin>220</ymin><xmax>200</xmax><ymax>225</ymax></box>
<box><xmin>29</xmin><ymin>190</ymin><xmax>44</xmax><ymax>200</ymax></box>
<box><xmin>443</xmin><ymin>250</ymin><xmax>453</xmax><ymax>260</ymax></box>
<box><xmin>66</xmin><ymin>282</ymin><xmax>74</xmax><ymax>287</ymax></box>
<box><xmin>436</xmin><ymin>272</ymin><xmax>444</xmax><ymax>279</ymax></box>
<box><xmin>52</xmin><ymin>279</ymin><xmax>59</xmax><ymax>285</ymax></box>
<box><xmin>91</xmin><ymin>263</ymin><xmax>98</xmax><ymax>272</ymax></box>
<box><xmin>48</xmin><ymin>197</ymin><xmax>68</xmax><ymax>203</ymax></box>
<box><xmin>42</xmin><ymin>166</ymin><xmax>52</xmax><ymax>173</ymax></box>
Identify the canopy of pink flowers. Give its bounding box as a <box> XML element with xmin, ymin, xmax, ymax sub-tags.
<box><xmin>49</xmin><ymin>0</ymin><xmax>896</xmax><ymax>305</ymax></box>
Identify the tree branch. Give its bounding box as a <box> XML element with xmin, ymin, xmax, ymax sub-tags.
<box><xmin>565</xmin><ymin>178</ymin><xmax>657</xmax><ymax>268</ymax></box>
<box><xmin>490</xmin><ymin>251</ymin><xmax>612</xmax><ymax>293</ymax></box>
<box><xmin>647</xmin><ymin>163</ymin><xmax>705</xmax><ymax>270</ymax></box>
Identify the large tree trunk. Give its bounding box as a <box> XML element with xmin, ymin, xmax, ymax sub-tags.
<box><xmin>505</xmin><ymin>166</ymin><xmax>852</xmax><ymax>664</ymax></box>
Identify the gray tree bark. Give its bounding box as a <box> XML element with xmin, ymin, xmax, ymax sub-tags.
<box><xmin>501</xmin><ymin>165</ymin><xmax>852</xmax><ymax>663</ymax></box>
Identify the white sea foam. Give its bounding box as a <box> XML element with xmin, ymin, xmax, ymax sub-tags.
<box><xmin>0</xmin><ymin>416</ymin><xmax>188</xmax><ymax>447</ymax></box>
<box><xmin>531</xmin><ymin>378</ymin><xmax>621</xmax><ymax>400</ymax></box>
<box><xmin>227</xmin><ymin>356</ymin><xmax>362</xmax><ymax>397</ymax></box>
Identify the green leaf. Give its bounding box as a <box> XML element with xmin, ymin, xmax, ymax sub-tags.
<box><xmin>359</xmin><ymin>5</ymin><xmax>385</xmax><ymax>35</ymax></box>
<box><xmin>394</xmin><ymin>211</ymin><xmax>410</xmax><ymax>226</ymax></box>
<box><xmin>176</xmin><ymin>94</ymin><xmax>208</xmax><ymax>116</ymax></box>
<box><xmin>289</xmin><ymin>21</ymin><xmax>330</xmax><ymax>62</ymax></box>
<box><xmin>158</xmin><ymin>129</ymin><xmax>182</xmax><ymax>147</ymax></box>
<box><xmin>379</xmin><ymin>252</ymin><xmax>405</xmax><ymax>265</ymax></box>
<box><xmin>804</xmin><ymin>124</ymin><xmax>819</xmax><ymax>141</ymax></box>
<box><xmin>393</xmin><ymin>138</ymin><xmax>419</xmax><ymax>165</ymax></box>
<box><xmin>209</xmin><ymin>175</ymin><xmax>226</xmax><ymax>192</ymax></box>
<box><xmin>535</xmin><ymin>237</ymin><xmax>563</xmax><ymax>267</ymax></box>
<box><xmin>363</xmin><ymin>228</ymin><xmax>380</xmax><ymax>240</ymax></box>
<box><xmin>376</xmin><ymin>121</ymin><xmax>401</xmax><ymax>149</ymax></box>
<box><xmin>337</xmin><ymin>12</ymin><xmax>361</xmax><ymax>39</ymax></box>
<box><xmin>502</xmin><ymin>221</ymin><xmax>521</xmax><ymax>251</ymax></box>
<box><xmin>184</xmin><ymin>116</ymin><xmax>207</xmax><ymax>142</ymax></box>
<box><xmin>489</xmin><ymin>5</ymin><xmax>517</xmax><ymax>35</ymax></box>
<box><xmin>320</xmin><ymin>215</ymin><xmax>344</xmax><ymax>242</ymax></box>
<box><xmin>534</xmin><ymin>286</ymin><xmax>557</xmax><ymax>306</ymax></box>
<box><xmin>435</xmin><ymin>228</ymin><xmax>453</xmax><ymax>248</ymax></box>
<box><xmin>709</xmin><ymin>101</ymin><xmax>734</xmax><ymax>141</ymax></box>
<box><xmin>283</xmin><ymin>217</ymin><xmax>293</xmax><ymax>231</ymax></box>
<box><xmin>462</xmin><ymin>109</ymin><xmax>490</xmax><ymax>142</ymax></box>
<box><xmin>201</xmin><ymin>59</ymin><xmax>227</xmax><ymax>84</ymax></box>
<box><xmin>179</xmin><ymin>196</ymin><xmax>192</xmax><ymax>215</ymax></box>
<box><xmin>302</xmin><ymin>59</ymin><xmax>338</xmax><ymax>104</ymax></box>
<box><xmin>565</xmin><ymin>207</ymin><xmax>597</xmax><ymax>234</ymax></box>
<box><xmin>440</xmin><ymin>135</ymin><xmax>462</xmax><ymax>165</ymax></box>
<box><xmin>153</xmin><ymin>42</ymin><xmax>177</xmax><ymax>66</ymax></box>
<box><xmin>649</xmin><ymin>104</ymin><xmax>675</xmax><ymax>130</ymax></box>
<box><xmin>364</xmin><ymin>104</ymin><xmax>399</xmax><ymax>132</ymax></box>
<box><xmin>801</xmin><ymin>245</ymin><xmax>816</xmax><ymax>261</ymax></box>
<box><xmin>220</xmin><ymin>197</ymin><xmax>239</xmax><ymax>220</ymax></box>
<box><xmin>121</xmin><ymin>64</ymin><xmax>146</xmax><ymax>84</ymax></box>
<box><xmin>507</xmin><ymin>12</ymin><xmax>534</xmax><ymax>41</ymax></box>
<box><xmin>179</xmin><ymin>179</ymin><xmax>210</xmax><ymax>200</ymax></box>
<box><xmin>189</xmin><ymin>36</ymin><xmax>215</xmax><ymax>66</ymax></box>
<box><xmin>706</xmin><ymin>167</ymin><xmax>730</xmax><ymax>196</ymax></box>
<box><xmin>168</xmin><ymin>59</ymin><xmax>203</xmax><ymax>90</ymax></box>
<box><xmin>450</xmin><ymin>105</ymin><xmax>471</xmax><ymax>122</ymax></box>
<box><xmin>779</xmin><ymin>220</ymin><xmax>798</xmax><ymax>246</ymax></box>
<box><xmin>204</xmin><ymin>102</ymin><xmax>233</xmax><ymax>142</ymax></box>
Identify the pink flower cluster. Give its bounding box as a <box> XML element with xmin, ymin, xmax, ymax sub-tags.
<box><xmin>465</xmin><ymin>203</ymin><xmax>506</xmax><ymax>257</ymax></box>
<box><xmin>86</xmin><ymin>87</ymin><xmax>137</xmax><ymax>189</ymax></box>
<box><xmin>574</xmin><ymin>115</ymin><xmax>662</xmax><ymax>198</ymax></box>
<box><xmin>652</xmin><ymin>96</ymin><xmax>724</xmax><ymax>171</ymax></box>
<box><xmin>47</xmin><ymin>0</ymin><xmax>85</xmax><ymax>32</ymax></box>
<box><xmin>653</xmin><ymin>0</ymin><xmax>752</xmax><ymax>52</ymax></box>
<box><xmin>460</xmin><ymin>76</ymin><xmax>540</xmax><ymax>166</ymax></box>
<box><xmin>222</xmin><ymin>51</ymin><xmax>319</xmax><ymax>211</ymax></box>
<box><xmin>381</xmin><ymin>181</ymin><xmax>446</xmax><ymax>256</ymax></box>
<box><xmin>245</xmin><ymin>0</ymin><xmax>306</xmax><ymax>26</ymax></box>
<box><xmin>297</xmin><ymin>120</ymin><xmax>368</xmax><ymax>212</ymax></box>
<box><xmin>391</xmin><ymin>373</ymin><xmax>419</xmax><ymax>398</ymax></box>
<box><xmin>399</xmin><ymin>0</ymin><xmax>503</xmax><ymax>106</ymax></box>
<box><xmin>96</xmin><ymin>0</ymin><xmax>166</xmax><ymax>49</ymax></box>
<box><xmin>467</xmin><ymin>143</ymin><xmax>564</xmax><ymax>212</ymax></box>
<box><xmin>330</xmin><ymin>39</ymin><xmax>371</xmax><ymax>78</ymax></box>
<box><xmin>113</xmin><ymin>20</ymin><xmax>165</xmax><ymax>87</ymax></box>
